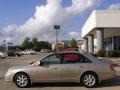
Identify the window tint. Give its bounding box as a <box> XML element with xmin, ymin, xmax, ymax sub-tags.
<box><xmin>63</xmin><ymin>53</ymin><xmax>81</xmax><ymax>64</ymax></box>
<box><xmin>41</xmin><ymin>54</ymin><xmax>61</xmax><ymax>65</ymax></box>
<box><xmin>80</xmin><ymin>54</ymin><xmax>92</xmax><ymax>63</ymax></box>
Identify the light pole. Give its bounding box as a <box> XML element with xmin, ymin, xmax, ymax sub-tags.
<box><xmin>3</xmin><ymin>40</ymin><xmax>8</xmax><ymax>52</ymax></box>
<box><xmin>54</xmin><ymin>25</ymin><xmax>60</xmax><ymax>51</ymax></box>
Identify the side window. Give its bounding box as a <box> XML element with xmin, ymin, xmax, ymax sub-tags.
<box><xmin>63</xmin><ymin>53</ymin><xmax>80</xmax><ymax>64</ymax></box>
<box><xmin>80</xmin><ymin>54</ymin><xmax>92</xmax><ymax>63</ymax></box>
<box><xmin>41</xmin><ymin>54</ymin><xmax>61</xmax><ymax>65</ymax></box>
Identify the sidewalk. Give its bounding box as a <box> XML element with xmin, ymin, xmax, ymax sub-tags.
<box><xmin>98</xmin><ymin>57</ymin><xmax>120</xmax><ymax>65</ymax></box>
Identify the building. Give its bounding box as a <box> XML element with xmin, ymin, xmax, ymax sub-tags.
<box><xmin>0</xmin><ymin>42</ymin><xmax>21</xmax><ymax>52</ymax></box>
<box><xmin>51</xmin><ymin>40</ymin><xmax>82</xmax><ymax>51</ymax></box>
<box><xmin>52</xmin><ymin>41</ymin><xmax>65</xmax><ymax>50</ymax></box>
<box><xmin>77</xmin><ymin>40</ymin><xmax>84</xmax><ymax>51</ymax></box>
<box><xmin>81</xmin><ymin>10</ymin><xmax>120</xmax><ymax>54</ymax></box>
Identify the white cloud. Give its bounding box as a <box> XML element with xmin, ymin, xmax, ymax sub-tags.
<box><xmin>68</xmin><ymin>31</ymin><xmax>79</xmax><ymax>39</ymax></box>
<box><xmin>0</xmin><ymin>0</ymin><xmax>102</xmax><ymax>44</ymax></box>
<box><xmin>108</xmin><ymin>3</ymin><xmax>120</xmax><ymax>10</ymax></box>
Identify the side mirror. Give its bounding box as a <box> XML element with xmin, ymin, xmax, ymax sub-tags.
<box><xmin>40</xmin><ymin>61</ymin><xmax>49</xmax><ymax>66</ymax></box>
<box><xmin>40</xmin><ymin>61</ymin><xmax>44</xmax><ymax>66</ymax></box>
<box><xmin>31</xmin><ymin>61</ymin><xmax>40</xmax><ymax>66</ymax></box>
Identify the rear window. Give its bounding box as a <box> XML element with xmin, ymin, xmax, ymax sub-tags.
<box><xmin>63</xmin><ymin>53</ymin><xmax>80</xmax><ymax>64</ymax></box>
<box><xmin>64</xmin><ymin>54</ymin><xmax>79</xmax><ymax>60</ymax></box>
<box><xmin>80</xmin><ymin>54</ymin><xmax>92</xmax><ymax>63</ymax></box>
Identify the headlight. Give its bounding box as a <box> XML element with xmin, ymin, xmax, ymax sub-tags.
<box><xmin>7</xmin><ymin>68</ymin><xmax>13</xmax><ymax>73</ymax></box>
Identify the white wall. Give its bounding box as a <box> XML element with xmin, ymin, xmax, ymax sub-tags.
<box><xmin>81</xmin><ymin>10</ymin><xmax>96</xmax><ymax>38</ymax></box>
<box><xmin>81</xmin><ymin>10</ymin><xmax>120</xmax><ymax>38</ymax></box>
<box><xmin>96</xmin><ymin>10</ymin><xmax>120</xmax><ymax>28</ymax></box>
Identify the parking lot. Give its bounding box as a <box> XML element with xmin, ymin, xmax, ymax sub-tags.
<box><xmin>0</xmin><ymin>53</ymin><xmax>120</xmax><ymax>90</ymax></box>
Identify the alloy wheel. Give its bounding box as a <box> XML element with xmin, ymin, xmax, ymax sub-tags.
<box><xmin>82</xmin><ymin>73</ymin><xmax>98</xmax><ymax>88</ymax></box>
<box><xmin>15</xmin><ymin>73</ymin><xmax>30</xmax><ymax>88</ymax></box>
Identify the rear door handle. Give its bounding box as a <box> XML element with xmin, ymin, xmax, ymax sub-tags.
<box><xmin>80</xmin><ymin>66</ymin><xmax>84</xmax><ymax>68</ymax></box>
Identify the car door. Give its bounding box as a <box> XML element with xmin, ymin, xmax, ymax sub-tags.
<box><xmin>31</xmin><ymin>54</ymin><xmax>62</xmax><ymax>82</ymax></box>
<box><xmin>59</xmin><ymin>53</ymin><xmax>84</xmax><ymax>82</ymax></box>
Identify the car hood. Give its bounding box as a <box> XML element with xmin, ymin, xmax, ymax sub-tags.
<box><xmin>8</xmin><ymin>64</ymin><xmax>32</xmax><ymax>71</ymax></box>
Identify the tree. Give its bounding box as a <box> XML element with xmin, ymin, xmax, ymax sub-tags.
<box><xmin>71</xmin><ymin>38</ymin><xmax>78</xmax><ymax>48</ymax></box>
<box><xmin>64</xmin><ymin>43</ymin><xmax>70</xmax><ymax>48</ymax></box>
<box><xmin>21</xmin><ymin>37</ymin><xmax>52</xmax><ymax>51</ymax></box>
<box><xmin>33</xmin><ymin>42</ymin><xmax>41</xmax><ymax>52</ymax></box>
<box><xmin>40</xmin><ymin>41</ymin><xmax>51</xmax><ymax>49</ymax></box>
<box><xmin>32</xmin><ymin>37</ymin><xmax>39</xmax><ymax>51</ymax></box>
<box><xmin>32</xmin><ymin>37</ymin><xmax>38</xmax><ymax>45</ymax></box>
<box><xmin>21</xmin><ymin>37</ymin><xmax>32</xmax><ymax>49</ymax></box>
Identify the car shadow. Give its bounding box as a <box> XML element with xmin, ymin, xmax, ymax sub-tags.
<box><xmin>0</xmin><ymin>57</ymin><xmax>17</xmax><ymax>60</ymax></box>
<box><xmin>30</xmin><ymin>76</ymin><xmax>120</xmax><ymax>88</ymax></box>
<box><xmin>99</xmin><ymin>76</ymin><xmax>120</xmax><ymax>88</ymax></box>
<box><xmin>0</xmin><ymin>76</ymin><xmax>4</xmax><ymax>80</ymax></box>
<box><xmin>31</xmin><ymin>83</ymin><xmax>82</xmax><ymax>88</ymax></box>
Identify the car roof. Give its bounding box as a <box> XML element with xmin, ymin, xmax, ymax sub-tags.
<box><xmin>54</xmin><ymin>51</ymin><xmax>84</xmax><ymax>54</ymax></box>
<box><xmin>42</xmin><ymin>51</ymin><xmax>100</xmax><ymax>63</ymax></box>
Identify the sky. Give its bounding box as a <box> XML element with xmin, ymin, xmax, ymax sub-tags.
<box><xmin>0</xmin><ymin>0</ymin><xmax>120</xmax><ymax>45</ymax></box>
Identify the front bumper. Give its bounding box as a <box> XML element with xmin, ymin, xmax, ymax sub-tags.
<box><xmin>5</xmin><ymin>72</ymin><xmax>14</xmax><ymax>82</ymax></box>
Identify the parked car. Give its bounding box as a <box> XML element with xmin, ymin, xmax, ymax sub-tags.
<box><xmin>0</xmin><ymin>52</ymin><xmax>7</xmax><ymax>58</ymax></box>
<box><xmin>20</xmin><ymin>50</ymin><xmax>35</xmax><ymax>55</ymax></box>
<box><xmin>5</xmin><ymin>51</ymin><xmax>116</xmax><ymax>88</ymax></box>
<box><xmin>40</xmin><ymin>49</ymin><xmax>50</xmax><ymax>53</ymax></box>
<box><xmin>7</xmin><ymin>51</ymin><xmax>22</xmax><ymax>57</ymax></box>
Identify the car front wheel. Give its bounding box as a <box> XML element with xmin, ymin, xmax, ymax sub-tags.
<box><xmin>14</xmin><ymin>73</ymin><xmax>30</xmax><ymax>88</ymax></box>
<box><xmin>82</xmin><ymin>73</ymin><xmax>99</xmax><ymax>88</ymax></box>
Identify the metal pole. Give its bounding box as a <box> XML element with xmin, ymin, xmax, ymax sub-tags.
<box><xmin>7</xmin><ymin>43</ymin><xmax>9</xmax><ymax>52</ymax></box>
<box><xmin>107</xmin><ymin>39</ymin><xmax>108</xmax><ymax>57</ymax></box>
<box><xmin>54</xmin><ymin>25</ymin><xmax>60</xmax><ymax>51</ymax></box>
<box><xmin>112</xmin><ymin>36</ymin><xmax>114</xmax><ymax>51</ymax></box>
<box><xmin>56</xmin><ymin>29</ymin><xmax>58</xmax><ymax>45</ymax></box>
<box><xmin>116</xmin><ymin>36</ymin><xmax>119</xmax><ymax>51</ymax></box>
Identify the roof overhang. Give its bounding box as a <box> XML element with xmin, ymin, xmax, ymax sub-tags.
<box><xmin>81</xmin><ymin>10</ymin><xmax>120</xmax><ymax>38</ymax></box>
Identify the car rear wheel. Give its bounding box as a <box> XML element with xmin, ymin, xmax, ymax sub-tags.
<box><xmin>14</xmin><ymin>73</ymin><xmax>30</xmax><ymax>88</ymax></box>
<box><xmin>81</xmin><ymin>73</ymin><xmax>99</xmax><ymax>88</ymax></box>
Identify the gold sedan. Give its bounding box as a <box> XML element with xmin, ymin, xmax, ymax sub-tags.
<box><xmin>5</xmin><ymin>51</ymin><xmax>116</xmax><ymax>88</ymax></box>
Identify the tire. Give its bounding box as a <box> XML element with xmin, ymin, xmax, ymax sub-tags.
<box><xmin>14</xmin><ymin>73</ymin><xmax>30</xmax><ymax>88</ymax></box>
<box><xmin>81</xmin><ymin>72</ymin><xmax>99</xmax><ymax>88</ymax></box>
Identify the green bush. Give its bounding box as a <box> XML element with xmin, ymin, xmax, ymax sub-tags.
<box><xmin>107</xmin><ymin>51</ymin><xmax>120</xmax><ymax>57</ymax></box>
<box><xmin>97</xmin><ymin>50</ymin><xmax>105</xmax><ymax>57</ymax></box>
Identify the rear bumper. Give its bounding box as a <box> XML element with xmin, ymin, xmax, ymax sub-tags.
<box><xmin>99</xmin><ymin>70</ymin><xmax>116</xmax><ymax>81</ymax></box>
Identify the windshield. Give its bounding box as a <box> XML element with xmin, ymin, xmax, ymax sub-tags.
<box><xmin>30</xmin><ymin>53</ymin><xmax>52</xmax><ymax>65</ymax></box>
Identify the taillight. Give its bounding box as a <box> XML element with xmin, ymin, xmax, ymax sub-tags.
<box><xmin>110</xmin><ymin>64</ymin><xmax>114</xmax><ymax>71</ymax></box>
<box><xmin>113</xmin><ymin>63</ymin><xmax>119</xmax><ymax>67</ymax></box>
<box><xmin>110</xmin><ymin>63</ymin><xmax>118</xmax><ymax>71</ymax></box>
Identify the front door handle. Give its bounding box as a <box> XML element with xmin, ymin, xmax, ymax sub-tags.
<box><xmin>54</xmin><ymin>67</ymin><xmax>58</xmax><ymax>69</ymax></box>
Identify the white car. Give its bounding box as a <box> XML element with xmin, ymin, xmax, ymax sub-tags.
<box><xmin>40</xmin><ymin>49</ymin><xmax>50</xmax><ymax>53</ymax></box>
<box><xmin>0</xmin><ymin>52</ymin><xmax>7</xmax><ymax>58</ymax></box>
<box><xmin>5</xmin><ymin>51</ymin><xmax>116</xmax><ymax>88</ymax></box>
<box><xmin>20</xmin><ymin>50</ymin><xmax>35</xmax><ymax>55</ymax></box>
